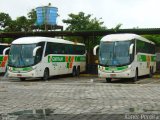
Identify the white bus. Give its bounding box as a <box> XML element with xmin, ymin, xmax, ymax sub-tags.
<box><xmin>93</xmin><ymin>33</ymin><xmax>156</xmax><ymax>82</ymax></box>
<box><xmin>7</xmin><ymin>37</ymin><xmax>86</xmax><ymax>80</ymax></box>
<box><xmin>0</xmin><ymin>43</ymin><xmax>10</xmax><ymax>73</ymax></box>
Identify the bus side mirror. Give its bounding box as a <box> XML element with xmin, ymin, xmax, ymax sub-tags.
<box><xmin>33</xmin><ymin>46</ymin><xmax>41</xmax><ymax>57</ymax></box>
<box><xmin>129</xmin><ymin>44</ymin><xmax>134</xmax><ymax>54</ymax></box>
<box><xmin>93</xmin><ymin>45</ymin><xmax>99</xmax><ymax>55</ymax></box>
<box><xmin>3</xmin><ymin>47</ymin><xmax>10</xmax><ymax>55</ymax></box>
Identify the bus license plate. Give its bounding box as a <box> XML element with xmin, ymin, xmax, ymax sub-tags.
<box><xmin>17</xmin><ymin>74</ymin><xmax>22</xmax><ymax>77</ymax></box>
<box><xmin>110</xmin><ymin>74</ymin><xmax>116</xmax><ymax>77</ymax></box>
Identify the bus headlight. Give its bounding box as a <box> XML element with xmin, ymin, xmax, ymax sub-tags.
<box><xmin>8</xmin><ymin>67</ymin><xmax>12</xmax><ymax>71</ymax></box>
<box><xmin>102</xmin><ymin>67</ymin><xmax>105</xmax><ymax>71</ymax></box>
<box><xmin>32</xmin><ymin>66</ymin><xmax>37</xmax><ymax>70</ymax></box>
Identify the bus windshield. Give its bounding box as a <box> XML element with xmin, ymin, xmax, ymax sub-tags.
<box><xmin>8</xmin><ymin>44</ymin><xmax>37</xmax><ymax>67</ymax></box>
<box><xmin>99</xmin><ymin>40</ymin><xmax>132</xmax><ymax>66</ymax></box>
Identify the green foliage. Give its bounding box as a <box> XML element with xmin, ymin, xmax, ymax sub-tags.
<box><xmin>15</xmin><ymin>16</ymin><xmax>29</xmax><ymax>31</ymax></box>
<box><xmin>0</xmin><ymin>13</ymin><xmax>12</xmax><ymax>30</ymax></box>
<box><xmin>27</xmin><ymin>9</ymin><xmax>37</xmax><ymax>26</ymax></box>
<box><xmin>113</xmin><ymin>23</ymin><xmax>122</xmax><ymax>31</ymax></box>
<box><xmin>63</xmin><ymin>12</ymin><xmax>106</xmax><ymax>31</ymax></box>
<box><xmin>63</xmin><ymin>12</ymin><xmax>106</xmax><ymax>50</ymax></box>
<box><xmin>5</xmin><ymin>16</ymin><xmax>29</xmax><ymax>32</ymax></box>
<box><xmin>143</xmin><ymin>35</ymin><xmax>160</xmax><ymax>46</ymax></box>
<box><xmin>0</xmin><ymin>38</ymin><xmax>14</xmax><ymax>43</ymax></box>
<box><xmin>0</xmin><ymin>9</ymin><xmax>37</xmax><ymax>32</ymax></box>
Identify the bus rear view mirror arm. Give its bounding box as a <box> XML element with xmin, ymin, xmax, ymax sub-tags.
<box><xmin>129</xmin><ymin>44</ymin><xmax>134</xmax><ymax>54</ymax></box>
<box><xmin>33</xmin><ymin>46</ymin><xmax>41</xmax><ymax>57</ymax></box>
<box><xmin>3</xmin><ymin>47</ymin><xmax>10</xmax><ymax>55</ymax></box>
<box><xmin>93</xmin><ymin>45</ymin><xmax>99</xmax><ymax>55</ymax></box>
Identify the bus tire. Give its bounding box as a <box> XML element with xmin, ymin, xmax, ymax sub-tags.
<box><xmin>149</xmin><ymin>67</ymin><xmax>153</xmax><ymax>78</ymax></box>
<box><xmin>72</xmin><ymin>66</ymin><xmax>77</xmax><ymax>77</ymax></box>
<box><xmin>106</xmin><ymin>78</ymin><xmax>112</xmax><ymax>83</ymax></box>
<box><xmin>76</xmin><ymin>66</ymin><xmax>80</xmax><ymax>77</ymax></box>
<box><xmin>133</xmin><ymin>69</ymin><xmax>138</xmax><ymax>82</ymax></box>
<box><xmin>20</xmin><ymin>78</ymin><xmax>26</xmax><ymax>81</ymax></box>
<box><xmin>43</xmin><ymin>68</ymin><xmax>49</xmax><ymax>80</ymax></box>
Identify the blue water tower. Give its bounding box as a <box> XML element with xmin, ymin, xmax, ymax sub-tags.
<box><xmin>36</xmin><ymin>6</ymin><xmax>58</xmax><ymax>26</ymax></box>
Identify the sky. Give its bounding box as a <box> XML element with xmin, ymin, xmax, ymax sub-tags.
<box><xmin>0</xmin><ymin>0</ymin><xmax>160</xmax><ymax>29</ymax></box>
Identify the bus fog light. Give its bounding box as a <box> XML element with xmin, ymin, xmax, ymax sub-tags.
<box><xmin>8</xmin><ymin>67</ymin><xmax>12</xmax><ymax>71</ymax></box>
<box><xmin>32</xmin><ymin>66</ymin><xmax>37</xmax><ymax>69</ymax></box>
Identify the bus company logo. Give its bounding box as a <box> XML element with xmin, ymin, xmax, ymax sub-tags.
<box><xmin>48</xmin><ymin>56</ymin><xmax>85</xmax><ymax>63</ymax></box>
<box><xmin>48</xmin><ymin>56</ymin><xmax>65</xmax><ymax>63</ymax></box>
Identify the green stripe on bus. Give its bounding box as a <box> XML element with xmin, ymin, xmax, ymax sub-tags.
<box><xmin>68</xmin><ymin>56</ymin><xmax>71</xmax><ymax>62</ymax></box>
<box><xmin>117</xmin><ymin>66</ymin><xmax>128</xmax><ymax>70</ymax></box>
<box><xmin>12</xmin><ymin>67</ymin><xmax>32</xmax><ymax>71</ymax></box>
<box><xmin>137</xmin><ymin>55</ymin><xmax>146</xmax><ymax>62</ymax></box>
<box><xmin>67</xmin><ymin>63</ymin><xmax>69</xmax><ymax>68</ymax></box>
<box><xmin>151</xmin><ymin>56</ymin><xmax>156</xmax><ymax>62</ymax></box>
<box><xmin>137</xmin><ymin>55</ymin><xmax>156</xmax><ymax>62</ymax></box>
<box><xmin>75</xmin><ymin>56</ymin><xmax>86</xmax><ymax>62</ymax></box>
<box><xmin>0</xmin><ymin>56</ymin><xmax>3</xmax><ymax>61</ymax></box>
<box><xmin>105</xmin><ymin>66</ymin><xmax>128</xmax><ymax>71</ymax></box>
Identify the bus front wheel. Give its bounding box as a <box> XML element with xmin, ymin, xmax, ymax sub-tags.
<box><xmin>106</xmin><ymin>78</ymin><xmax>112</xmax><ymax>83</ymax></box>
<box><xmin>42</xmin><ymin>68</ymin><xmax>49</xmax><ymax>80</ymax></box>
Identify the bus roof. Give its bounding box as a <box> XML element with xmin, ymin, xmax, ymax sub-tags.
<box><xmin>12</xmin><ymin>37</ymin><xmax>85</xmax><ymax>46</ymax></box>
<box><xmin>101</xmin><ymin>33</ymin><xmax>155</xmax><ymax>44</ymax></box>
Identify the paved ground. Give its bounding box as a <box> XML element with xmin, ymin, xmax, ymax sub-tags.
<box><xmin>0</xmin><ymin>74</ymin><xmax>160</xmax><ymax>120</ymax></box>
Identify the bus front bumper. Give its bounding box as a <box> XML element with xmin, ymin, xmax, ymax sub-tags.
<box><xmin>98</xmin><ymin>69</ymin><xmax>135</xmax><ymax>78</ymax></box>
<box><xmin>8</xmin><ymin>70</ymin><xmax>38</xmax><ymax>78</ymax></box>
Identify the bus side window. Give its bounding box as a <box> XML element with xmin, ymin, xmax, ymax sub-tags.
<box><xmin>45</xmin><ymin>42</ymin><xmax>52</xmax><ymax>56</ymax></box>
<box><xmin>52</xmin><ymin>43</ymin><xmax>58</xmax><ymax>54</ymax></box>
<box><xmin>68</xmin><ymin>44</ymin><xmax>74</xmax><ymax>54</ymax></box>
<box><xmin>64</xmin><ymin>45</ymin><xmax>68</xmax><ymax>54</ymax></box>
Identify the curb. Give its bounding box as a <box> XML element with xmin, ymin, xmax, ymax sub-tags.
<box><xmin>80</xmin><ymin>74</ymin><xmax>98</xmax><ymax>77</ymax></box>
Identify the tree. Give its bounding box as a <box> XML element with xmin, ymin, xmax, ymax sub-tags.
<box><xmin>27</xmin><ymin>9</ymin><xmax>37</xmax><ymax>26</ymax></box>
<box><xmin>143</xmin><ymin>35</ymin><xmax>160</xmax><ymax>46</ymax></box>
<box><xmin>63</xmin><ymin>12</ymin><xmax>106</xmax><ymax>64</ymax></box>
<box><xmin>63</xmin><ymin>12</ymin><xmax>106</xmax><ymax>49</ymax></box>
<box><xmin>0</xmin><ymin>13</ymin><xmax>12</xmax><ymax>30</ymax></box>
<box><xmin>113</xmin><ymin>23</ymin><xmax>122</xmax><ymax>31</ymax></box>
<box><xmin>63</xmin><ymin>12</ymin><xmax>106</xmax><ymax>31</ymax></box>
<box><xmin>63</xmin><ymin>12</ymin><xmax>106</xmax><ymax>43</ymax></box>
<box><xmin>5</xmin><ymin>16</ymin><xmax>29</xmax><ymax>32</ymax></box>
<box><xmin>15</xmin><ymin>16</ymin><xmax>29</xmax><ymax>31</ymax></box>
